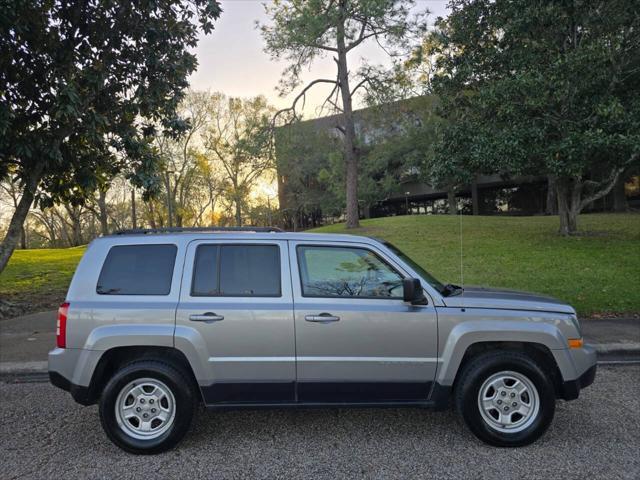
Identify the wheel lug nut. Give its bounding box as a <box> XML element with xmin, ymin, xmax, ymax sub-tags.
<box><xmin>501</xmin><ymin>391</ymin><xmax>506</xmax><ymax>396</ymax></box>
<box><xmin>143</xmin><ymin>413</ymin><xmax>148</xmax><ymax>418</ymax></box>
<box><xmin>151</xmin><ymin>408</ymin><xmax>156</xmax><ymax>413</ymax></box>
<box><xmin>510</xmin><ymin>393</ymin><xmax>515</xmax><ymax>398</ymax></box>
<box><xmin>136</xmin><ymin>407</ymin><xmax>141</xmax><ymax>412</ymax></box>
<box><xmin>497</xmin><ymin>400</ymin><xmax>502</xmax><ymax>405</ymax></box>
<box><xmin>512</xmin><ymin>402</ymin><xmax>517</xmax><ymax>407</ymax></box>
<box><xmin>504</xmin><ymin>406</ymin><xmax>509</xmax><ymax>411</ymax></box>
<box><xmin>149</xmin><ymin>399</ymin><xmax>154</xmax><ymax>404</ymax></box>
<box><xmin>140</xmin><ymin>399</ymin><xmax>145</xmax><ymax>404</ymax></box>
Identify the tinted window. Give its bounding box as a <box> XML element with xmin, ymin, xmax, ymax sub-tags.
<box><xmin>191</xmin><ymin>245</ymin><xmax>219</xmax><ymax>296</ymax></box>
<box><xmin>191</xmin><ymin>245</ymin><xmax>281</xmax><ymax>297</ymax></box>
<box><xmin>297</xmin><ymin>246</ymin><xmax>403</xmax><ymax>298</ymax></box>
<box><xmin>97</xmin><ymin>244</ymin><xmax>177</xmax><ymax>295</ymax></box>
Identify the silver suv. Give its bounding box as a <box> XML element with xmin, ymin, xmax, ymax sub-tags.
<box><xmin>49</xmin><ymin>227</ymin><xmax>596</xmax><ymax>453</ymax></box>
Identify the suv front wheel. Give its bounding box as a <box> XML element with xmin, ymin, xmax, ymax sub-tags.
<box><xmin>99</xmin><ymin>360</ymin><xmax>197</xmax><ymax>454</ymax></box>
<box><xmin>455</xmin><ymin>351</ymin><xmax>556</xmax><ymax>447</ymax></box>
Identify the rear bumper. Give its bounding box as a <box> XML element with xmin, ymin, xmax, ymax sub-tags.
<box><xmin>49</xmin><ymin>371</ymin><xmax>95</xmax><ymax>405</ymax></box>
<box><xmin>48</xmin><ymin>347</ymin><xmax>102</xmax><ymax>406</ymax></box>
<box><xmin>559</xmin><ymin>363</ymin><xmax>597</xmax><ymax>401</ymax></box>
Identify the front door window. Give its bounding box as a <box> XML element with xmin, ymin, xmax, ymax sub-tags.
<box><xmin>297</xmin><ymin>245</ymin><xmax>404</xmax><ymax>299</ymax></box>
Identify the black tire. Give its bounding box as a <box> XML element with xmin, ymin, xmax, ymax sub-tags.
<box><xmin>455</xmin><ymin>351</ymin><xmax>556</xmax><ymax>447</ymax></box>
<box><xmin>99</xmin><ymin>360</ymin><xmax>197</xmax><ymax>454</ymax></box>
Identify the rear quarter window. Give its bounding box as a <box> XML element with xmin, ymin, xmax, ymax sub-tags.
<box><xmin>97</xmin><ymin>244</ymin><xmax>177</xmax><ymax>295</ymax></box>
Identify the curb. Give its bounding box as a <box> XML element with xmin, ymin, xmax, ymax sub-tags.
<box><xmin>1</xmin><ymin>343</ymin><xmax>639</xmax><ymax>378</ymax></box>
<box><xmin>592</xmin><ymin>343</ymin><xmax>640</xmax><ymax>354</ymax></box>
<box><xmin>0</xmin><ymin>361</ymin><xmax>48</xmax><ymax>375</ymax></box>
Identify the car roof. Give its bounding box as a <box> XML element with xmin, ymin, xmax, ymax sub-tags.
<box><xmin>100</xmin><ymin>229</ymin><xmax>380</xmax><ymax>245</ymax></box>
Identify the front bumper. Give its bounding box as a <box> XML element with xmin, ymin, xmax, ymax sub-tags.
<box><xmin>559</xmin><ymin>363</ymin><xmax>597</xmax><ymax>400</ymax></box>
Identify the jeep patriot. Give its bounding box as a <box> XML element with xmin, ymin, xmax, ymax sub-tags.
<box><xmin>48</xmin><ymin>227</ymin><xmax>597</xmax><ymax>453</ymax></box>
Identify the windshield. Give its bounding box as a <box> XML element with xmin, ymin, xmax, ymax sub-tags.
<box><xmin>383</xmin><ymin>241</ymin><xmax>446</xmax><ymax>294</ymax></box>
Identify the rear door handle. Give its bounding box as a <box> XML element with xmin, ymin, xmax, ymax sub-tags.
<box><xmin>305</xmin><ymin>313</ymin><xmax>340</xmax><ymax>323</ymax></box>
<box><xmin>189</xmin><ymin>312</ymin><xmax>224</xmax><ymax>322</ymax></box>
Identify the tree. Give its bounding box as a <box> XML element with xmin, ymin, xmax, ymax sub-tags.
<box><xmin>260</xmin><ymin>0</ymin><xmax>426</xmax><ymax>229</ymax></box>
<box><xmin>0</xmin><ymin>0</ymin><xmax>222</xmax><ymax>272</ymax></box>
<box><xmin>204</xmin><ymin>94</ymin><xmax>274</xmax><ymax>226</ymax></box>
<box><xmin>423</xmin><ymin>0</ymin><xmax>640</xmax><ymax>235</ymax></box>
<box><xmin>154</xmin><ymin>91</ymin><xmax>223</xmax><ymax>227</ymax></box>
<box><xmin>275</xmin><ymin>121</ymin><xmax>342</xmax><ymax>229</ymax></box>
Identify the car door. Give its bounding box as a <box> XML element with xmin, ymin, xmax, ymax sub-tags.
<box><xmin>289</xmin><ymin>240</ymin><xmax>438</xmax><ymax>403</ymax></box>
<box><xmin>175</xmin><ymin>239</ymin><xmax>295</xmax><ymax>405</ymax></box>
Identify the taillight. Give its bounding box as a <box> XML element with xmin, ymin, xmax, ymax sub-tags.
<box><xmin>57</xmin><ymin>302</ymin><xmax>69</xmax><ymax>348</ymax></box>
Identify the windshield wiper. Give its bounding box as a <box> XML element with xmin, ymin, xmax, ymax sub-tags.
<box><xmin>441</xmin><ymin>283</ymin><xmax>463</xmax><ymax>297</ymax></box>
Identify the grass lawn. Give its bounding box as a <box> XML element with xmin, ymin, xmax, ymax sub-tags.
<box><xmin>312</xmin><ymin>213</ymin><xmax>640</xmax><ymax>317</ymax></box>
<box><xmin>0</xmin><ymin>246</ymin><xmax>86</xmax><ymax>312</ymax></box>
<box><xmin>0</xmin><ymin>213</ymin><xmax>638</xmax><ymax>317</ymax></box>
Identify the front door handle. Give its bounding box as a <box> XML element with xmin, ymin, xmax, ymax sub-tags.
<box><xmin>305</xmin><ymin>313</ymin><xmax>340</xmax><ymax>323</ymax></box>
<box><xmin>189</xmin><ymin>312</ymin><xmax>224</xmax><ymax>322</ymax></box>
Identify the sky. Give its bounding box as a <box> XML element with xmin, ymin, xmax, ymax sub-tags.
<box><xmin>189</xmin><ymin>0</ymin><xmax>451</xmax><ymax>117</ymax></box>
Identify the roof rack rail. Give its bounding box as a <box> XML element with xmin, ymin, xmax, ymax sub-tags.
<box><xmin>113</xmin><ymin>226</ymin><xmax>284</xmax><ymax>235</ymax></box>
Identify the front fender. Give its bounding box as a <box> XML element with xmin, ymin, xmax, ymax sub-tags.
<box><xmin>437</xmin><ymin>320</ymin><xmax>578</xmax><ymax>385</ymax></box>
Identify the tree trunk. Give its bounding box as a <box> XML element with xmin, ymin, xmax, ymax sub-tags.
<box><xmin>131</xmin><ymin>188</ymin><xmax>137</xmax><ymax>229</ymax></box>
<box><xmin>235</xmin><ymin>199</ymin><xmax>242</xmax><ymax>226</ymax></box>
<box><xmin>65</xmin><ymin>205</ymin><xmax>83</xmax><ymax>246</ymax></box>
<box><xmin>147</xmin><ymin>200</ymin><xmax>158</xmax><ymax>229</ymax></box>
<box><xmin>556</xmin><ymin>177</ymin><xmax>579</xmax><ymax>236</ymax></box>
<box><xmin>336</xmin><ymin>12</ymin><xmax>359</xmax><ymax>229</ymax></box>
<box><xmin>0</xmin><ymin>166</ymin><xmax>43</xmax><ymax>273</ymax></box>
<box><xmin>556</xmin><ymin>162</ymin><xmax>630</xmax><ymax>235</ymax></box>
<box><xmin>447</xmin><ymin>188</ymin><xmax>457</xmax><ymax>215</ymax></box>
<box><xmin>20</xmin><ymin>225</ymin><xmax>27</xmax><ymax>249</ymax></box>
<box><xmin>6</xmin><ymin>185</ymin><xmax>28</xmax><ymax>249</ymax></box>
<box><xmin>546</xmin><ymin>175</ymin><xmax>557</xmax><ymax>215</ymax></box>
<box><xmin>97</xmin><ymin>188</ymin><xmax>109</xmax><ymax>235</ymax></box>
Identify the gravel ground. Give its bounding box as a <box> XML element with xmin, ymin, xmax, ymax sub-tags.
<box><xmin>1</xmin><ymin>365</ymin><xmax>639</xmax><ymax>480</ymax></box>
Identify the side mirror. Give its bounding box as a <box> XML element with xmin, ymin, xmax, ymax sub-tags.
<box><xmin>403</xmin><ymin>278</ymin><xmax>428</xmax><ymax>305</ymax></box>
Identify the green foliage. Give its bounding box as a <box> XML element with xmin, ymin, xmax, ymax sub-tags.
<box><xmin>313</xmin><ymin>213</ymin><xmax>640</xmax><ymax>316</ymax></box>
<box><xmin>0</xmin><ymin>0</ymin><xmax>222</xmax><ymax>204</ymax></box>
<box><xmin>275</xmin><ymin>121</ymin><xmax>343</xmax><ymax>216</ymax></box>
<box><xmin>357</xmin><ymin>97</ymin><xmax>443</xmax><ymax>204</ymax></box>
<box><xmin>417</xmin><ymin>0</ymin><xmax>640</xmax><ymax>232</ymax></box>
<box><xmin>260</xmin><ymin>0</ymin><xmax>425</xmax><ymax>97</ymax></box>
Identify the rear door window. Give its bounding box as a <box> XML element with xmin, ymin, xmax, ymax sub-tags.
<box><xmin>97</xmin><ymin>244</ymin><xmax>177</xmax><ymax>295</ymax></box>
<box><xmin>191</xmin><ymin>244</ymin><xmax>281</xmax><ymax>297</ymax></box>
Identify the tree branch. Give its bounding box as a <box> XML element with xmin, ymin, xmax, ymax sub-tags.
<box><xmin>272</xmin><ymin>78</ymin><xmax>340</xmax><ymax>127</ymax></box>
<box><xmin>579</xmin><ymin>153</ymin><xmax>638</xmax><ymax>210</ymax></box>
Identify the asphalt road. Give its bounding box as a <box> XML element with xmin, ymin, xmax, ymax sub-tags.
<box><xmin>1</xmin><ymin>365</ymin><xmax>639</xmax><ymax>480</ymax></box>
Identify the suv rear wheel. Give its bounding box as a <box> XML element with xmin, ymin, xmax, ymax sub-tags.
<box><xmin>99</xmin><ymin>360</ymin><xmax>197</xmax><ymax>454</ymax></box>
<box><xmin>455</xmin><ymin>351</ymin><xmax>556</xmax><ymax>447</ymax></box>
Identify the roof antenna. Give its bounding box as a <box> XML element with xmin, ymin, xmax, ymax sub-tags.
<box><xmin>459</xmin><ymin>200</ymin><xmax>465</xmax><ymax>306</ymax></box>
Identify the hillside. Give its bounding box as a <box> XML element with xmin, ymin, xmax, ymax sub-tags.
<box><xmin>312</xmin><ymin>213</ymin><xmax>640</xmax><ymax>316</ymax></box>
